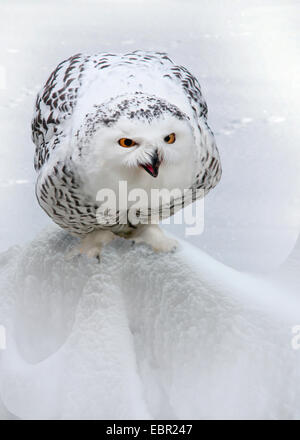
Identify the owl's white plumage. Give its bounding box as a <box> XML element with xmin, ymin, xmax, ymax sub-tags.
<box><xmin>32</xmin><ymin>50</ymin><xmax>221</xmax><ymax>256</ymax></box>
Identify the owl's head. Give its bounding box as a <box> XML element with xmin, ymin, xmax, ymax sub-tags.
<box><xmin>77</xmin><ymin>93</ymin><xmax>196</xmax><ymax>183</ymax></box>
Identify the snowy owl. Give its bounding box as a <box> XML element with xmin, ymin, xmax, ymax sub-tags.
<box><xmin>32</xmin><ymin>50</ymin><xmax>221</xmax><ymax>258</ymax></box>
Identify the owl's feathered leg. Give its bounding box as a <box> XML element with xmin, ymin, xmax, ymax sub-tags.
<box><xmin>67</xmin><ymin>229</ymin><xmax>116</xmax><ymax>261</ymax></box>
<box><xmin>130</xmin><ymin>224</ymin><xmax>178</xmax><ymax>253</ymax></box>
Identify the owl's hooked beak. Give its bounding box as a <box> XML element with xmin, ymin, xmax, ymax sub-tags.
<box><xmin>140</xmin><ymin>149</ymin><xmax>161</xmax><ymax>178</ymax></box>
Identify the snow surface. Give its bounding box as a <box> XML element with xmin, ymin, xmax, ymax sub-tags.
<box><xmin>0</xmin><ymin>0</ymin><xmax>299</xmax><ymax>420</ymax></box>
<box><xmin>0</xmin><ymin>226</ymin><xmax>300</xmax><ymax>420</ymax></box>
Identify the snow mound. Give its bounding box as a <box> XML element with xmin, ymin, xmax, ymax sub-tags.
<box><xmin>0</xmin><ymin>226</ymin><xmax>299</xmax><ymax>420</ymax></box>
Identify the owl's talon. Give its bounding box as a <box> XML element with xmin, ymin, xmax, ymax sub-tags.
<box><xmin>70</xmin><ymin>230</ymin><xmax>115</xmax><ymax>261</ymax></box>
<box><xmin>152</xmin><ymin>236</ymin><xmax>178</xmax><ymax>253</ymax></box>
<box><xmin>130</xmin><ymin>224</ymin><xmax>178</xmax><ymax>254</ymax></box>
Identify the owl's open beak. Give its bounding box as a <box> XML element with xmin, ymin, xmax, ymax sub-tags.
<box><xmin>140</xmin><ymin>149</ymin><xmax>161</xmax><ymax>178</ymax></box>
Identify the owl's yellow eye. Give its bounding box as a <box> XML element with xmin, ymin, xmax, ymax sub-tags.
<box><xmin>164</xmin><ymin>133</ymin><xmax>176</xmax><ymax>144</ymax></box>
<box><xmin>118</xmin><ymin>138</ymin><xmax>137</xmax><ymax>148</ymax></box>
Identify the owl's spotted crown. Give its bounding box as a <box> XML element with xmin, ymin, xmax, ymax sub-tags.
<box><xmin>81</xmin><ymin>92</ymin><xmax>188</xmax><ymax>133</ymax></box>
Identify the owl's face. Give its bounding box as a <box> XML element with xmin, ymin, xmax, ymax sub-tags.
<box><xmin>90</xmin><ymin>115</ymin><xmax>195</xmax><ymax>180</ymax></box>
<box><xmin>76</xmin><ymin>94</ymin><xmax>197</xmax><ymax>197</ymax></box>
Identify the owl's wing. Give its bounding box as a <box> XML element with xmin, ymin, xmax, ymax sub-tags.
<box><xmin>162</xmin><ymin>59</ymin><xmax>222</xmax><ymax>195</ymax></box>
<box><xmin>32</xmin><ymin>53</ymin><xmax>86</xmax><ymax>170</ymax></box>
<box><xmin>168</xmin><ymin>63</ymin><xmax>208</xmax><ymax>120</ymax></box>
<box><xmin>31</xmin><ymin>52</ymin><xmax>113</xmax><ymax>171</ymax></box>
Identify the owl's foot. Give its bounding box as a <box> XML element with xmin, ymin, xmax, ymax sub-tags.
<box><xmin>130</xmin><ymin>224</ymin><xmax>178</xmax><ymax>253</ymax></box>
<box><xmin>67</xmin><ymin>230</ymin><xmax>116</xmax><ymax>261</ymax></box>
